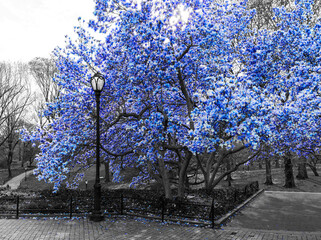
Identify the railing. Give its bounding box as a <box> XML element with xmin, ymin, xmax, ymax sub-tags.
<box><xmin>0</xmin><ymin>181</ymin><xmax>259</xmax><ymax>228</ymax></box>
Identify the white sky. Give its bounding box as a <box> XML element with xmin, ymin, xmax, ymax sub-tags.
<box><xmin>0</xmin><ymin>0</ymin><xmax>96</xmax><ymax>62</ymax></box>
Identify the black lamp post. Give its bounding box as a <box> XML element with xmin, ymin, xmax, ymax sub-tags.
<box><xmin>89</xmin><ymin>72</ymin><xmax>105</xmax><ymax>222</ymax></box>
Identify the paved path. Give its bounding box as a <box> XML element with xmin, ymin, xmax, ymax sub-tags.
<box><xmin>227</xmin><ymin>191</ymin><xmax>321</xmax><ymax>232</ymax></box>
<box><xmin>0</xmin><ymin>170</ymin><xmax>34</xmax><ymax>190</ymax></box>
<box><xmin>0</xmin><ymin>217</ymin><xmax>321</xmax><ymax>240</ymax></box>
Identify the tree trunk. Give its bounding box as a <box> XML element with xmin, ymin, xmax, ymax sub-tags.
<box><xmin>307</xmin><ymin>163</ymin><xmax>319</xmax><ymax>176</ymax></box>
<box><xmin>275</xmin><ymin>159</ymin><xmax>280</xmax><ymax>168</ymax></box>
<box><xmin>194</xmin><ymin>168</ymin><xmax>198</xmax><ymax>184</ymax></box>
<box><xmin>225</xmin><ymin>158</ymin><xmax>233</xmax><ymax>184</ymax></box>
<box><xmin>185</xmin><ymin>172</ymin><xmax>189</xmax><ymax>189</ymax></box>
<box><xmin>7</xmin><ymin>139</ymin><xmax>13</xmax><ymax>179</ymax></box>
<box><xmin>104</xmin><ymin>160</ymin><xmax>110</xmax><ymax>183</ymax></box>
<box><xmin>19</xmin><ymin>142</ymin><xmax>24</xmax><ymax>167</ymax></box>
<box><xmin>283</xmin><ymin>154</ymin><xmax>295</xmax><ymax>188</ymax></box>
<box><xmin>296</xmin><ymin>162</ymin><xmax>308</xmax><ymax>179</ymax></box>
<box><xmin>204</xmin><ymin>172</ymin><xmax>211</xmax><ymax>194</ymax></box>
<box><xmin>177</xmin><ymin>151</ymin><xmax>192</xmax><ymax>199</ymax></box>
<box><xmin>265</xmin><ymin>158</ymin><xmax>273</xmax><ymax>185</ymax></box>
<box><xmin>7</xmin><ymin>157</ymin><xmax>12</xmax><ymax>179</ymax></box>
<box><xmin>29</xmin><ymin>156</ymin><xmax>33</xmax><ymax>166</ymax></box>
<box><xmin>258</xmin><ymin>160</ymin><xmax>263</xmax><ymax>169</ymax></box>
<box><xmin>158</xmin><ymin>152</ymin><xmax>172</xmax><ymax>199</ymax></box>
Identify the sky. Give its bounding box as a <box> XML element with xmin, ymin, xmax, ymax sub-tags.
<box><xmin>0</xmin><ymin>0</ymin><xmax>96</xmax><ymax>62</ymax></box>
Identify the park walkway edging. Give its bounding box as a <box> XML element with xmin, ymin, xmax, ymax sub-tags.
<box><xmin>215</xmin><ymin>188</ymin><xmax>264</xmax><ymax>226</ymax></box>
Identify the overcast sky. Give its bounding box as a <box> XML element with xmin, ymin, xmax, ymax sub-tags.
<box><xmin>0</xmin><ymin>0</ymin><xmax>96</xmax><ymax>62</ymax></box>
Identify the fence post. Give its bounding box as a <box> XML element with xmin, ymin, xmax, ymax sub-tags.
<box><xmin>210</xmin><ymin>197</ymin><xmax>215</xmax><ymax>228</ymax></box>
<box><xmin>16</xmin><ymin>196</ymin><xmax>19</xmax><ymax>219</ymax></box>
<box><xmin>120</xmin><ymin>194</ymin><xmax>124</xmax><ymax>215</ymax></box>
<box><xmin>69</xmin><ymin>196</ymin><xmax>73</xmax><ymax>219</ymax></box>
<box><xmin>161</xmin><ymin>197</ymin><xmax>165</xmax><ymax>222</ymax></box>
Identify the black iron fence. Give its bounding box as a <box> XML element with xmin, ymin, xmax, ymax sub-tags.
<box><xmin>0</xmin><ymin>181</ymin><xmax>259</xmax><ymax>227</ymax></box>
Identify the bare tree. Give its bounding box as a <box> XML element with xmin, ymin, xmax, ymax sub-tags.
<box><xmin>248</xmin><ymin>0</ymin><xmax>321</xmax><ymax>31</ymax></box>
<box><xmin>28</xmin><ymin>57</ymin><xmax>59</xmax><ymax>126</ymax></box>
<box><xmin>0</xmin><ymin>62</ymin><xmax>33</xmax><ymax>178</ymax></box>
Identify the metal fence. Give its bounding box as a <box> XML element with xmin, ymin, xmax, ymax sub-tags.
<box><xmin>0</xmin><ymin>181</ymin><xmax>259</xmax><ymax>227</ymax></box>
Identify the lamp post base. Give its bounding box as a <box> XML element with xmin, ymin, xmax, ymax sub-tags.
<box><xmin>89</xmin><ymin>211</ymin><xmax>105</xmax><ymax>222</ymax></box>
<box><xmin>90</xmin><ymin>182</ymin><xmax>104</xmax><ymax>222</ymax></box>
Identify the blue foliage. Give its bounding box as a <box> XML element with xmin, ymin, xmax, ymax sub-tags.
<box><xmin>21</xmin><ymin>0</ymin><xmax>321</xmax><ymax>191</ymax></box>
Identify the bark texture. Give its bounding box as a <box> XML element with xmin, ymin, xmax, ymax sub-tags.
<box><xmin>264</xmin><ymin>158</ymin><xmax>273</xmax><ymax>185</ymax></box>
<box><xmin>296</xmin><ymin>163</ymin><xmax>308</xmax><ymax>179</ymax></box>
<box><xmin>307</xmin><ymin>163</ymin><xmax>319</xmax><ymax>176</ymax></box>
<box><xmin>104</xmin><ymin>161</ymin><xmax>110</xmax><ymax>183</ymax></box>
<box><xmin>283</xmin><ymin>154</ymin><xmax>295</xmax><ymax>188</ymax></box>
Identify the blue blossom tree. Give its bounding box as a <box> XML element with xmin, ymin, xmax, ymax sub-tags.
<box><xmin>244</xmin><ymin>0</ymin><xmax>321</xmax><ymax>187</ymax></box>
<box><xmin>22</xmin><ymin>0</ymin><xmax>321</xmax><ymax>196</ymax></box>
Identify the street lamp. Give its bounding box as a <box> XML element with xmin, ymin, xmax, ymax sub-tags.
<box><xmin>89</xmin><ymin>72</ymin><xmax>105</xmax><ymax>222</ymax></box>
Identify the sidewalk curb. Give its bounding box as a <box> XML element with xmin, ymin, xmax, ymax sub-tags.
<box><xmin>222</xmin><ymin>226</ymin><xmax>321</xmax><ymax>235</ymax></box>
<box><xmin>215</xmin><ymin>189</ymin><xmax>265</xmax><ymax>226</ymax></box>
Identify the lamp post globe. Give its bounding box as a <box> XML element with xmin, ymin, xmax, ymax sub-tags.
<box><xmin>89</xmin><ymin>72</ymin><xmax>105</xmax><ymax>222</ymax></box>
<box><xmin>90</xmin><ymin>72</ymin><xmax>105</xmax><ymax>92</ymax></box>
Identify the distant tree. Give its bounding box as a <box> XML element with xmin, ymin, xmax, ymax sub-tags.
<box><xmin>307</xmin><ymin>156</ymin><xmax>320</xmax><ymax>176</ymax></box>
<box><xmin>296</xmin><ymin>159</ymin><xmax>308</xmax><ymax>180</ymax></box>
<box><xmin>255</xmin><ymin>144</ymin><xmax>274</xmax><ymax>185</ymax></box>
<box><xmin>18</xmin><ymin>121</ymin><xmax>38</xmax><ymax>167</ymax></box>
<box><xmin>28</xmin><ymin>57</ymin><xmax>59</xmax><ymax>126</ymax></box>
<box><xmin>243</xmin><ymin>0</ymin><xmax>321</xmax><ymax>188</ymax></box>
<box><xmin>0</xmin><ymin>62</ymin><xmax>32</xmax><ymax>177</ymax></box>
<box><xmin>299</xmin><ymin>148</ymin><xmax>321</xmax><ymax>176</ymax></box>
<box><xmin>23</xmin><ymin>141</ymin><xmax>38</xmax><ymax>167</ymax></box>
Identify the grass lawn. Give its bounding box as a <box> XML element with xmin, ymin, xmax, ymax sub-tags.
<box><xmin>19</xmin><ymin>174</ymin><xmax>54</xmax><ymax>191</ymax></box>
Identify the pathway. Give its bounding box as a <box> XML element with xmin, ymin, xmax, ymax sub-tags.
<box><xmin>0</xmin><ymin>217</ymin><xmax>321</xmax><ymax>240</ymax></box>
<box><xmin>1</xmin><ymin>170</ymin><xmax>34</xmax><ymax>190</ymax></box>
<box><xmin>226</xmin><ymin>191</ymin><xmax>321</xmax><ymax>232</ymax></box>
